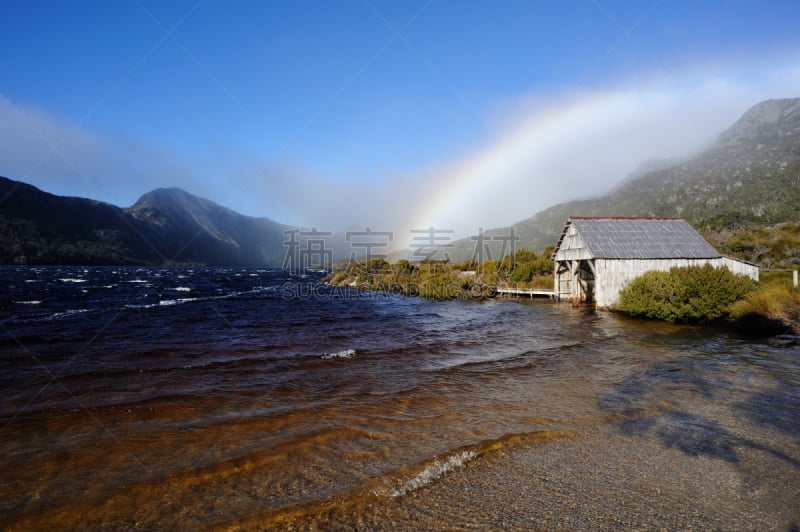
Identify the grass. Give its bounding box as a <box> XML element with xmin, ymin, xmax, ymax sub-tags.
<box><xmin>729</xmin><ymin>271</ymin><xmax>800</xmax><ymax>333</ymax></box>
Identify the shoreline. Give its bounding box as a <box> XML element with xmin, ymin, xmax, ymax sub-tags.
<box><xmin>323</xmin><ymin>275</ymin><xmax>800</xmax><ymax>339</ymax></box>
<box><xmin>217</xmin><ymin>422</ymin><xmax>800</xmax><ymax>530</ymax></box>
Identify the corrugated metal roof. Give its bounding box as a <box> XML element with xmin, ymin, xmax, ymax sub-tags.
<box><xmin>563</xmin><ymin>217</ymin><xmax>721</xmax><ymax>259</ymax></box>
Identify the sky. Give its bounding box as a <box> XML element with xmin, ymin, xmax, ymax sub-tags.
<box><xmin>1</xmin><ymin>0</ymin><xmax>799</xmax><ymax>246</ymax></box>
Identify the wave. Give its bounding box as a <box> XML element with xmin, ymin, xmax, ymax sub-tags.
<box><xmin>425</xmin><ymin>350</ymin><xmax>528</xmax><ymax>371</ymax></box>
<box><xmin>46</xmin><ymin>308</ymin><xmax>91</xmax><ymax>320</ymax></box>
<box><xmin>122</xmin><ymin>286</ymin><xmax>279</xmax><ymax>310</ymax></box>
<box><xmin>371</xmin><ymin>429</ymin><xmax>580</xmax><ymax>498</ymax></box>
<box><xmin>159</xmin><ymin>298</ymin><xmax>198</xmax><ymax>306</ymax></box>
<box><xmin>215</xmin><ymin>428</ymin><xmax>583</xmax><ymax>529</ymax></box>
<box><xmin>426</xmin><ymin>342</ymin><xmax>587</xmax><ymax>373</ymax></box>
<box><xmin>373</xmin><ymin>449</ymin><xmax>477</xmax><ymax>497</ymax></box>
<box><xmin>321</xmin><ymin>349</ymin><xmax>356</xmax><ymax>360</ymax></box>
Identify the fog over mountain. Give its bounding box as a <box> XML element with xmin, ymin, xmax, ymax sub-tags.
<box><xmin>3</xmin><ymin>62</ymin><xmax>800</xmax><ymax>241</ymax></box>
<box><xmin>446</xmin><ymin>97</ymin><xmax>800</xmax><ymax>261</ymax></box>
<box><xmin>1</xmin><ymin>96</ymin><xmax>798</xmax><ymax>266</ymax></box>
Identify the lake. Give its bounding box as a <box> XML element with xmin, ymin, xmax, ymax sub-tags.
<box><xmin>1</xmin><ymin>266</ymin><xmax>798</xmax><ymax>529</ymax></box>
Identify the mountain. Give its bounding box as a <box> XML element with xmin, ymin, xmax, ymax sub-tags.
<box><xmin>0</xmin><ymin>177</ymin><xmax>289</xmax><ymax>265</ymax></box>
<box><xmin>448</xmin><ymin>97</ymin><xmax>800</xmax><ymax>261</ymax></box>
<box><xmin>127</xmin><ymin>187</ymin><xmax>288</xmax><ymax>265</ymax></box>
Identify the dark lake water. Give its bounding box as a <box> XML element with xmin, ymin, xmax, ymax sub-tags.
<box><xmin>1</xmin><ymin>266</ymin><xmax>798</xmax><ymax>529</ymax></box>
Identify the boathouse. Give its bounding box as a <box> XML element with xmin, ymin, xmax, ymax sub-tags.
<box><xmin>552</xmin><ymin>217</ymin><xmax>759</xmax><ymax>309</ymax></box>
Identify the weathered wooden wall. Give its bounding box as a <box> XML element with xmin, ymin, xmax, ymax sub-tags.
<box><xmin>553</xmin><ymin>224</ymin><xmax>591</xmax><ymax>261</ymax></box>
<box><xmin>593</xmin><ymin>257</ymin><xmax>759</xmax><ymax>308</ymax></box>
<box><xmin>719</xmin><ymin>257</ymin><xmax>760</xmax><ymax>281</ymax></box>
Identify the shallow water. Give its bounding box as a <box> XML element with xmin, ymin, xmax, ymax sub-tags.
<box><xmin>0</xmin><ymin>266</ymin><xmax>798</xmax><ymax>529</ymax></box>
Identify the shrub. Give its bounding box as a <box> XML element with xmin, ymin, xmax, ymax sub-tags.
<box><xmin>619</xmin><ymin>264</ymin><xmax>758</xmax><ymax>323</ymax></box>
<box><xmin>531</xmin><ymin>274</ymin><xmax>554</xmax><ymax>289</ymax></box>
<box><xmin>329</xmin><ymin>270</ymin><xmax>348</xmax><ymax>284</ymax></box>
<box><xmin>510</xmin><ymin>261</ymin><xmax>535</xmax><ymax>283</ymax></box>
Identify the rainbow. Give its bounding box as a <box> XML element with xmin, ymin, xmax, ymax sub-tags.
<box><xmin>402</xmin><ymin>91</ymin><xmax>625</xmax><ymax>246</ymax></box>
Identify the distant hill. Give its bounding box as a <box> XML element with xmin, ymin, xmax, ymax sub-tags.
<box><xmin>0</xmin><ymin>177</ymin><xmax>289</xmax><ymax>265</ymax></box>
<box><xmin>448</xmin><ymin>97</ymin><xmax>800</xmax><ymax>261</ymax></box>
<box><xmin>127</xmin><ymin>187</ymin><xmax>288</xmax><ymax>265</ymax></box>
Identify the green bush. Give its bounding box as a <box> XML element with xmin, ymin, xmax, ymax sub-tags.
<box><xmin>619</xmin><ymin>264</ymin><xmax>758</xmax><ymax>323</ymax></box>
<box><xmin>510</xmin><ymin>261</ymin><xmax>535</xmax><ymax>283</ymax></box>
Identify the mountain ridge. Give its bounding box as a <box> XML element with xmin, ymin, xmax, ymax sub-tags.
<box><xmin>446</xmin><ymin>97</ymin><xmax>800</xmax><ymax>262</ymax></box>
<box><xmin>0</xmin><ymin>177</ymin><xmax>289</xmax><ymax>265</ymax></box>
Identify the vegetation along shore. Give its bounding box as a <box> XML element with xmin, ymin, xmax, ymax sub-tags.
<box><xmin>325</xmin><ymin>237</ymin><xmax>800</xmax><ymax>335</ymax></box>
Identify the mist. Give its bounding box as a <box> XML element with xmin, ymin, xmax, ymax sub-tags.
<box><xmin>2</xmin><ymin>60</ymin><xmax>799</xmax><ymax>249</ymax></box>
<box><xmin>0</xmin><ymin>95</ymin><xmax>211</xmax><ymax>207</ymax></box>
<box><xmin>249</xmin><ymin>65</ymin><xmax>800</xmax><ymax>246</ymax></box>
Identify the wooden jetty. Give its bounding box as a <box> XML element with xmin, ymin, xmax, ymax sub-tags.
<box><xmin>494</xmin><ymin>287</ymin><xmax>555</xmax><ymax>299</ymax></box>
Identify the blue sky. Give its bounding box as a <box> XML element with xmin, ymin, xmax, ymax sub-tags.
<box><xmin>1</xmin><ymin>0</ymin><xmax>799</xmax><ymax>237</ymax></box>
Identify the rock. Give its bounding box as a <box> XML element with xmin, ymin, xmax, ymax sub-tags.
<box><xmin>769</xmin><ymin>335</ymin><xmax>799</xmax><ymax>348</ymax></box>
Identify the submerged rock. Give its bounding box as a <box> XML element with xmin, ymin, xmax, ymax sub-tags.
<box><xmin>769</xmin><ymin>335</ymin><xmax>799</xmax><ymax>348</ymax></box>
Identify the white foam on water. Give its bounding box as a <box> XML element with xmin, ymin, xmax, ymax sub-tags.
<box><xmin>375</xmin><ymin>450</ymin><xmax>478</xmax><ymax>498</ymax></box>
<box><xmin>125</xmin><ymin>303</ymin><xmax>158</xmax><ymax>310</ymax></box>
<box><xmin>15</xmin><ymin>300</ymin><xmax>42</xmax><ymax>305</ymax></box>
<box><xmin>252</xmin><ymin>286</ymin><xmax>277</xmax><ymax>293</ymax></box>
<box><xmin>59</xmin><ymin>278</ymin><xmax>87</xmax><ymax>283</ymax></box>
<box><xmin>173</xmin><ymin>287</ymin><xmax>192</xmax><ymax>292</ymax></box>
<box><xmin>321</xmin><ymin>349</ymin><xmax>356</xmax><ymax>359</ymax></box>
<box><xmin>159</xmin><ymin>298</ymin><xmax>198</xmax><ymax>306</ymax></box>
<box><xmin>47</xmin><ymin>309</ymin><xmax>91</xmax><ymax>319</ymax></box>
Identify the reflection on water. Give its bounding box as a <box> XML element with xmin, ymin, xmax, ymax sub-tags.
<box><xmin>0</xmin><ymin>266</ymin><xmax>798</xmax><ymax>529</ymax></box>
